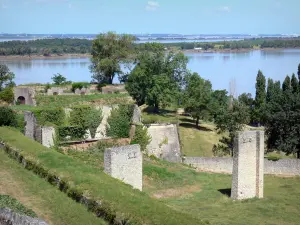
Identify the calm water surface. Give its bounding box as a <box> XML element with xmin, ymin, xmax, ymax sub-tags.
<box><xmin>1</xmin><ymin>49</ymin><xmax>300</xmax><ymax>95</ymax></box>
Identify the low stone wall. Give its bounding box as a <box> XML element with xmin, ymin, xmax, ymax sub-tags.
<box><xmin>183</xmin><ymin>157</ymin><xmax>300</xmax><ymax>176</ymax></box>
<box><xmin>183</xmin><ymin>157</ymin><xmax>233</xmax><ymax>173</ymax></box>
<box><xmin>0</xmin><ymin>208</ymin><xmax>48</xmax><ymax>225</ymax></box>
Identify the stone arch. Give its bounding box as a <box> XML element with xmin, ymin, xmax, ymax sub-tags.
<box><xmin>17</xmin><ymin>96</ymin><xmax>25</xmax><ymax>104</ymax></box>
<box><xmin>53</xmin><ymin>92</ymin><xmax>58</xmax><ymax>95</ymax></box>
<box><xmin>81</xmin><ymin>92</ymin><xmax>85</xmax><ymax>95</ymax></box>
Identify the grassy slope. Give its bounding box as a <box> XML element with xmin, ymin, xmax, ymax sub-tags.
<box><xmin>0</xmin><ymin>127</ymin><xmax>201</xmax><ymax>225</ymax></box>
<box><xmin>0</xmin><ymin>150</ymin><xmax>107</xmax><ymax>225</ymax></box>
<box><xmin>36</xmin><ymin>93</ymin><xmax>132</xmax><ymax>108</ymax></box>
<box><xmin>66</xmin><ymin>143</ymin><xmax>300</xmax><ymax>225</ymax></box>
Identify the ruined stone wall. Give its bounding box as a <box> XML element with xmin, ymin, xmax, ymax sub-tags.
<box><xmin>0</xmin><ymin>208</ymin><xmax>48</xmax><ymax>225</ymax></box>
<box><xmin>14</xmin><ymin>87</ymin><xmax>36</xmax><ymax>106</ymax></box>
<box><xmin>183</xmin><ymin>157</ymin><xmax>300</xmax><ymax>176</ymax></box>
<box><xmin>183</xmin><ymin>157</ymin><xmax>233</xmax><ymax>173</ymax></box>
<box><xmin>104</xmin><ymin>144</ymin><xmax>142</xmax><ymax>190</ymax></box>
<box><xmin>146</xmin><ymin>124</ymin><xmax>181</xmax><ymax>163</ymax></box>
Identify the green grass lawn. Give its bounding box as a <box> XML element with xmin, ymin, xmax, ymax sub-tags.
<box><xmin>36</xmin><ymin>93</ymin><xmax>132</xmax><ymax>108</ymax></box>
<box><xmin>0</xmin><ymin>195</ymin><xmax>36</xmax><ymax>218</ymax></box>
<box><xmin>0</xmin><ymin>127</ymin><xmax>201</xmax><ymax>225</ymax></box>
<box><xmin>0</xmin><ymin>150</ymin><xmax>107</xmax><ymax>225</ymax></box>
<box><xmin>64</xmin><ymin>142</ymin><xmax>300</xmax><ymax>225</ymax></box>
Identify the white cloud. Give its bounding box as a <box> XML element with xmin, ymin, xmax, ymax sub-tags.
<box><xmin>145</xmin><ymin>1</ymin><xmax>159</xmax><ymax>11</ymax></box>
<box><xmin>218</xmin><ymin>6</ymin><xmax>230</xmax><ymax>12</ymax></box>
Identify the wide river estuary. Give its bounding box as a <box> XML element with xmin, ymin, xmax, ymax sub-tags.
<box><xmin>1</xmin><ymin>49</ymin><xmax>300</xmax><ymax>95</ymax></box>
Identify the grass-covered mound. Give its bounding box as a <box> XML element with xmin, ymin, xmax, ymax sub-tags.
<box><xmin>36</xmin><ymin>93</ymin><xmax>132</xmax><ymax>108</ymax></box>
<box><xmin>0</xmin><ymin>127</ymin><xmax>201</xmax><ymax>225</ymax></box>
<box><xmin>0</xmin><ymin>195</ymin><xmax>36</xmax><ymax>217</ymax></box>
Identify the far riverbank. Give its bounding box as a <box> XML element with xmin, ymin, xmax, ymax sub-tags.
<box><xmin>1</xmin><ymin>48</ymin><xmax>300</xmax><ymax>60</ymax></box>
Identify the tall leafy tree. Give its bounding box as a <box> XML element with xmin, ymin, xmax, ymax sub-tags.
<box><xmin>90</xmin><ymin>32</ymin><xmax>135</xmax><ymax>84</ymax></box>
<box><xmin>214</xmin><ymin>99</ymin><xmax>251</xmax><ymax>156</ymax></box>
<box><xmin>183</xmin><ymin>72</ymin><xmax>212</xmax><ymax>128</ymax></box>
<box><xmin>0</xmin><ymin>64</ymin><xmax>15</xmax><ymax>91</ymax></box>
<box><xmin>209</xmin><ymin>89</ymin><xmax>229</xmax><ymax>120</ymax></box>
<box><xmin>253</xmin><ymin>70</ymin><xmax>266</xmax><ymax>125</ymax></box>
<box><xmin>297</xmin><ymin>63</ymin><xmax>300</xmax><ymax>82</ymax></box>
<box><xmin>126</xmin><ymin>43</ymin><xmax>188</xmax><ymax>112</ymax></box>
<box><xmin>51</xmin><ymin>73</ymin><xmax>66</xmax><ymax>85</ymax></box>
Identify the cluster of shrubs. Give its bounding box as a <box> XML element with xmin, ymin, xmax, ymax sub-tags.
<box><xmin>0</xmin><ymin>107</ymin><xmax>24</xmax><ymax>132</ymax></box>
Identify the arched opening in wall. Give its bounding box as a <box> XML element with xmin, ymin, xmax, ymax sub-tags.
<box><xmin>81</xmin><ymin>92</ymin><xmax>85</xmax><ymax>95</ymax></box>
<box><xmin>53</xmin><ymin>92</ymin><xmax>58</xmax><ymax>95</ymax></box>
<box><xmin>17</xmin><ymin>96</ymin><xmax>26</xmax><ymax>105</ymax></box>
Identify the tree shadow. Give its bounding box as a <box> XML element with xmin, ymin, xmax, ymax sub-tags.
<box><xmin>179</xmin><ymin>117</ymin><xmax>195</xmax><ymax>124</ymax></box>
<box><xmin>218</xmin><ymin>188</ymin><xmax>231</xmax><ymax>197</ymax></box>
<box><xmin>142</xmin><ymin>106</ymin><xmax>175</xmax><ymax>114</ymax></box>
<box><xmin>179</xmin><ymin>122</ymin><xmax>213</xmax><ymax>131</ymax></box>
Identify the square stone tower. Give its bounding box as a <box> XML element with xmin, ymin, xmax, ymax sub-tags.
<box><xmin>231</xmin><ymin>131</ymin><xmax>264</xmax><ymax>200</ymax></box>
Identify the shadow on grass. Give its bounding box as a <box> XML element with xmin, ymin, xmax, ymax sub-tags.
<box><xmin>179</xmin><ymin>123</ymin><xmax>213</xmax><ymax>132</ymax></box>
<box><xmin>142</xmin><ymin>106</ymin><xmax>175</xmax><ymax>114</ymax></box>
<box><xmin>179</xmin><ymin>117</ymin><xmax>195</xmax><ymax>124</ymax></box>
<box><xmin>218</xmin><ymin>188</ymin><xmax>231</xmax><ymax>197</ymax></box>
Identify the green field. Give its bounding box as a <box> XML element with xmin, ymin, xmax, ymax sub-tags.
<box><xmin>0</xmin><ymin>150</ymin><xmax>107</xmax><ymax>225</ymax></box>
<box><xmin>66</xmin><ymin>138</ymin><xmax>300</xmax><ymax>225</ymax></box>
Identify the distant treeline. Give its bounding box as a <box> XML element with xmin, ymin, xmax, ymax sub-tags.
<box><xmin>0</xmin><ymin>38</ymin><xmax>92</xmax><ymax>56</ymax></box>
<box><xmin>164</xmin><ymin>38</ymin><xmax>300</xmax><ymax>50</ymax></box>
<box><xmin>1</xmin><ymin>38</ymin><xmax>300</xmax><ymax>56</ymax></box>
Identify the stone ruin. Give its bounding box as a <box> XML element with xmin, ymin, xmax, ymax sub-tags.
<box><xmin>74</xmin><ymin>87</ymin><xmax>90</xmax><ymax>95</ymax></box>
<box><xmin>104</xmin><ymin>144</ymin><xmax>143</xmax><ymax>191</ymax></box>
<box><xmin>24</xmin><ymin>111</ymin><xmax>55</xmax><ymax>148</ymax></box>
<box><xmin>231</xmin><ymin>130</ymin><xmax>264</xmax><ymax>200</ymax></box>
<box><xmin>13</xmin><ymin>87</ymin><xmax>36</xmax><ymax>106</ymax></box>
<box><xmin>146</xmin><ymin>123</ymin><xmax>181</xmax><ymax>163</ymax></box>
<box><xmin>0</xmin><ymin>208</ymin><xmax>48</xmax><ymax>225</ymax></box>
<box><xmin>101</xmin><ymin>84</ymin><xmax>126</xmax><ymax>94</ymax></box>
<box><xmin>47</xmin><ymin>87</ymin><xmax>64</xmax><ymax>95</ymax></box>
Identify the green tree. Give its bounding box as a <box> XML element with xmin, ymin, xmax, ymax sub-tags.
<box><xmin>209</xmin><ymin>89</ymin><xmax>229</xmax><ymax>120</ymax></box>
<box><xmin>183</xmin><ymin>72</ymin><xmax>212</xmax><ymax>128</ymax></box>
<box><xmin>0</xmin><ymin>64</ymin><xmax>15</xmax><ymax>91</ymax></box>
<box><xmin>253</xmin><ymin>70</ymin><xmax>266</xmax><ymax>126</ymax></box>
<box><xmin>297</xmin><ymin>63</ymin><xmax>300</xmax><ymax>82</ymax></box>
<box><xmin>214</xmin><ymin>99</ymin><xmax>250</xmax><ymax>156</ymax></box>
<box><xmin>126</xmin><ymin>43</ymin><xmax>188</xmax><ymax>112</ymax></box>
<box><xmin>291</xmin><ymin>73</ymin><xmax>298</xmax><ymax>93</ymax></box>
<box><xmin>51</xmin><ymin>73</ymin><xmax>66</xmax><ymax>85</ymax></box>
<box><xmin>90</xmin><ymin>32</ymin><xmax>135</xmax><ymax>84</ymax></box>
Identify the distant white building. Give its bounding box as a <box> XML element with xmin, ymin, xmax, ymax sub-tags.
<box><xmin>194</xmin><ymin>47</ymin><xmax>202</xmax><ymax>50</ymax></box>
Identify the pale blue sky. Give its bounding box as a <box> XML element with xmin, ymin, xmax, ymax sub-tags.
<box><xmin>0</xmin><ymin>0</ymin><xmax>299</xmax><ymax>34</ymax></box>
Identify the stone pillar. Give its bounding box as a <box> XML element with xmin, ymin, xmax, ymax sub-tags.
<box><xmin>41</xmin><ymin>126</ymin><xmax>56</xmax><ymax>148</ymax></box>
<box><xmin>24</xmin><ymin>111</ymin><xmax>38</xmax><ymax>140</ymax></box>
<box><xmin>104</xmin><ymin>144</ymin><xmax>142</xmax><ymax>191</ymax></box>
<box><xmin>231</xmin><ymin>130</ymin><xmax>264</xmax><ymax>200</ymax></box>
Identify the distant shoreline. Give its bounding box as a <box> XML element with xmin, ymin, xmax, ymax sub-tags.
<box><xmin>0</xmin><ymin>48</ymin><xmax>299</xmax><ymax>60</ymax></box>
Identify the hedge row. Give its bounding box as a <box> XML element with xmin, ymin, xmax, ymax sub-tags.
<box><xmin>0</xmin><ymin>127</ymin><xmax>202</xmax><ymax>225</ymax></box>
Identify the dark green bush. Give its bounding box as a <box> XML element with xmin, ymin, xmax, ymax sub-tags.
<box><xmin>86</xmin><ymin>107</ymin><xmax>103</xmax><ymax>138</ymax></box>
<box><xmin>58</xmin><ymin>126</ymin><xmax>87</xmax><ymax>140</ymax></box>
<box><xmin>33</xmin><ymin>108</ymin><xmax>65</xmax><ymax>126</ymax></box>
<box><xmin>97</xmin><ymin>83</ymin><xmax>107</xmax><ymax>91</ymax></box>
<box><xmin>106</xmin><ymin>105</ymin><xmax>133</xmax><ymax>138</ymax></box>
<box><xmin>71</xmin><ymin>82</ymin><xmax>89</xmax><ymax>92</ymax></box>
<box><xmin>69</xmin><ymin>105</ymin><xmax>91</xmax><ymax>128</ymax></box>
<box><xmin>0</xmin><ymin>87</ymin><xmax>14</xmax><ymax>103</ymax></box>
<box><xmin>0</xmin><ymin>106</ymin><xmax>17</xmax><ymax>127</ymax></box>
<box><xmin>131</xmin><ymin>125</ymin><xmax>151</xmax><ymax>151</ymax></box>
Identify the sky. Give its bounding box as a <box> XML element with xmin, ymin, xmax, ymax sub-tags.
<box><xmin>0</xmin><ymin>0</ymin><xmax>300</xmax><ymax>34</ymax></box>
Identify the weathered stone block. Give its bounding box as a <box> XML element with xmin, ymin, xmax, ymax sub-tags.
<box><xmin>231</xmin><ymin>130</ymin><xmax>264</xmax><ymax>200</ymax></box>
<box><xmin>132</xmin><ymin>104</ymin><xmax>142</xmax><ymax>125</ymax></box>
<box><xmin>24</xmin><ymin>111</ymin><xmax>38</xmax><ymax>140</ymax></box>
<box><xmin>104</xmin><ymin>144</ymin><xmax>142</xmax><ymax>190</ymax></box>
<box><xmin>41</xmin><ymin>126</ymin><xmax>56</xmax><ymax>148</ymax></box>
<box><xmin>146</xmin><ymin>124</ymin><xmax>181</xmax><ymax>163</ymax></box>
<box><xmin>0</xmin><ymin>208</ymin><xmax>48</xmax><ymax>225</ymax></box>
